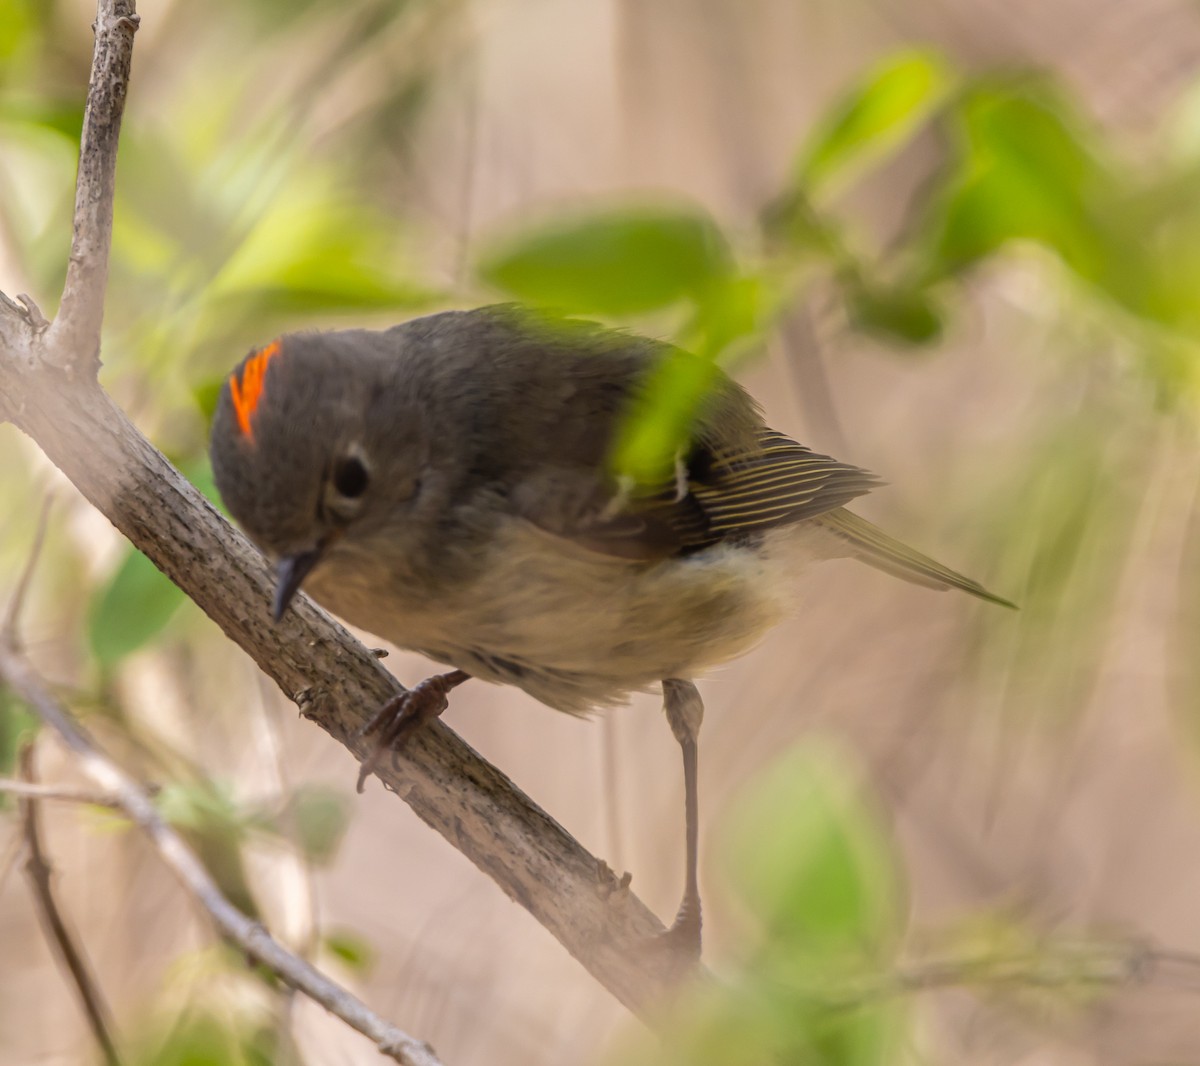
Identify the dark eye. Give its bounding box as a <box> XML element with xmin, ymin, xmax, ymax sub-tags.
<box><xmin>332</xmin><ymin>456</ymin><xmax>370</xmax><ymax>498</ymax></box>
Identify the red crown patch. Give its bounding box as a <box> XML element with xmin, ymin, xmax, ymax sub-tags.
<box><xmin>229</xmin><ymin>340</ymin><xmax>281</xmax><ymax>442</ymax></box>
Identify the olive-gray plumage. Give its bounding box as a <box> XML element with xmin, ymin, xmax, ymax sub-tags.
<box><xmin>212</xmin><ymin>307</ymin><xmax>1008</xmax><ymax>712</ymax></box>
<box><xmin>210</xmin><ymin>304</ymin><xmax>1010</xmax><ymax>954</ymax></box>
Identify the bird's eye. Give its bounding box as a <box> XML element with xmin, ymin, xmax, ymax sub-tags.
<box><xmin>332</xmin><ymin>456</ymin><xmax>370</xmax><ymax>499</ymax></box>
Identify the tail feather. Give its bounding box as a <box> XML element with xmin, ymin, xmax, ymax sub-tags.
<box><xmin>816</xmin><ymin>509</ymin><xmax>1016</xmax><ymax>609</ymax></box>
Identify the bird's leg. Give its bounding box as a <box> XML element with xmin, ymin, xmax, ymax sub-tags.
<box><xmin>355</xmin><ymin>669</ymin><xmax>471</xmax><ymax>792</ymax></box>
<box><xmin>660</xmin><ymin>677</ymin><xmax>704</xmax><ymax>958</ymax></box>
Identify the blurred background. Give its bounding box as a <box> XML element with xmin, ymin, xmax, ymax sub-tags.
<box><xmin>4</xmin><ymin>0</ymin><xmax>1200</xmax><ymax>1063</ymax></box>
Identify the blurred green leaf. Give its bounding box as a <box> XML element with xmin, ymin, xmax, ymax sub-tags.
<box><xmin>682</xmin><ymin>271</ymin><xmax>776</xmax><ymax>361</ymax></box>
<box><xmin>922</xmin><ymin>80</ymin><xmax>1115</xmax><ymax>282</ymax></box>
<box><xmin>0</xmin><ymin>99</ymin><xmax>85</xmax><ymax>143</ymax></box>
<box><xmin>478</xmin><ymin>203</ymin><xmax>733</xmax><ymax>314</ymax></box>
<box><xmin>800</xmin><ymin>49</ymin><xmax>956</xmax><ymax>195</ymax></box>
<box><xmin>209</xmin><ymin>188</ymin><xmax>439</xmax><ymax>314</ymax></box>
<box><xmin>89</xmin><ymin>548</ymin><xmax>186</xmax><ymax>668</ymax></box>
<box><xmin>323</xmin><ymin>929</ymin><xmax>375</xmax><ymax>974</ymax></box>
<box><xmin>179</xmin><ymin>457</ymin><xmax>226</xmax><ymax>512</ymax></box>
<box><xmin>283</xmin><ymin>784</ymin><xmax>351</xmax><ymax>865</ymax></box>
<box><xmin>846</xmin><ymin>280</ymin><xmax>943</xmax><ymax>345</ymax></box>
<box><xmin>612</xmin><ymin>951</ymin><xmax>905</xmax><ymax>1066</ymax></box>
<box><xmin>157</xmin><ymin>781</ymin><xmax>248</xmax><ymax>836</ymax></box>
<box><xmin>0</xmin><ymin>690</ymin><xmax>37</xmax><ymax>789</ymax></box>
<box><xmin>0</xmin><ymin>0</ymin><xmax>39</xmax><ymax>66</ymax></box>
<box><xmin>158</xmin><ymin>781</ymin><xmax>261</xmax><ymax>919</ymax></box>
<box><xmin>610</xmin><ymin>348</ymin><xmax>722</xmax><ymax>485</ymax></box>
<box><xmin>722</xmin><ymin>742</ymin><xmax>902</xmax><ymax>959</ymax></box>
<box><xmin>970</xmin><ymin>414</ymin><xmax>1143</xmax><ymax>724</ymax></box>
<box><xmin>131</xmin><ymin>1008</ymin><xmax>281</xmax><ymax>1066</ymax></box>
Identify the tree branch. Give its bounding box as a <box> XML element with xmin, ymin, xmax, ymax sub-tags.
<box><xmin>43</xmin><ymin>0</ymin><xmax>139</xmax><ymax>372</ymax></box>
<box><xmin>0</xmin><ymin>641</ymin><xmax>443</xmax><ymax>1066</ymax></box>
<box><xmin>0</xmin><ymin>776</ymin><xmax>121</xmax><ymax>808</ymax></box>
<box><xmin>18</xmin><ymin>747</ymin><xmax>122</xmax><ymax>1066</ymax></box>
<box><xmin>0</xmin><ymin>0</ymin><xmax>691</xmax><ymax>1024</ymax></box>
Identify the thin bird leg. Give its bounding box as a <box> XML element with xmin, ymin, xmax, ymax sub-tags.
<box><xmin>660</xmin><ymin>678</ymin><xmax>704</xmax><ymax>957</ymax></box>
<box><xmin>355</xmin><ymin>670</ymin><xmax>471</xmax><ymax>792</ymax></box>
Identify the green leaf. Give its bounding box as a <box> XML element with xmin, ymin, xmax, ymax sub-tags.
<box><xmin>178</xmin><ymin>457</ymin><xmax>226</xmax><ymax>511</ymax></box>
<box><xmin>608</xmin><ymin>271</ymin><xmax>775</xmax><ymax>486</ymax></box>
<box><xmin>478</xmin><ymin>203</ymin><xmax>733</xmax><ymax>314</ymax></box>
<box><xmin>88</xmin><ymin>549</ymin><xmax>186</xmax><ymax>668</ymax></box>
<box><xmin>323</xmin><ymin>929</ymin><xmax>376</xmax><ymax>974</ymax></box>
<box><xmin>0</xmin><ymin>690</ymin><xmax>37</xmax><ymax>792</ymax></box>
<box><xmin>682</xmin><ymin>271</ymin><xmax>774</xmax><ymax>361</ymax></box>
<box><xmin>157</xmin><ymin>782</ymin><xmax>261</xmax><ymax>920</ymax></box>
<box><xmin>131</xmin><ymin>1008</ymin><xmax>281</xmax><ymax>1066</ymax></box>
<box><xmin>800</xmin><ymin>50</ymin><xmax>956</xmax><ymax>195</ymax></box>
<box><xmin>922</xmin><ymin>80</ymin><xmax>1115</xmax><ymax>282</ymax></box>
<box><xmin>206</xmin><ymin>173</ymin><xmax>440</xmax><ymax>315</ymax></box>
<box><xmin>157</xmin><ymin>781</ymin><xmax>248</xmax><ymax>835</ymax></box>
<box><xmin>285</xmin><ymin>785</ymin><xmax>351</xmax><ymax>865</ymax></box>
<box><xmin>846</xmin><ymin>281</ymin><xmax>943</xmax><ymax>345</ymax></box>
<box><xmin>609</xmin><ymin>347</ymin><xmax>722</xmax><ymax>485</ymax></box>
<box><xmin>721</xmin><ymin>742</ymin><xmax>902</xmax><ymax>959</ymax></box>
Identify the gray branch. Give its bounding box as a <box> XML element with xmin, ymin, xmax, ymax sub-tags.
<box><xmin>18</xmin><ymin>748</ymin><xmax>122</xmax><ymax>1066</ymax></box>
<box><xmin>0</xmin><ymin>641</ymin><xmax>443</xmax><ymax>1066</ymax></box>
<box><xmin>43</xmin><ymin>1</ymin><xmax>139</xmax><ymax>372</ymax></box>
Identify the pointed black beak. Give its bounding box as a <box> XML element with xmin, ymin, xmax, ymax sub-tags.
<box><xmin>272</xmin><ymin>547</ymin><xmax>325</xmax><ymax>622</ymax></box>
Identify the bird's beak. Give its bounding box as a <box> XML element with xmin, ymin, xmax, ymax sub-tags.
<box><xmin>272</xmin><ymin>546</ymin><xmax>325</xmax><ymax>622</ymax></box>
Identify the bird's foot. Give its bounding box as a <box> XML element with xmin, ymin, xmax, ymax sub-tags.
<box><xmin>633</xmin><ymin>894</ymin><xmax>702</xmax><ymax>976</ymax></box>
<box><xmin>355</xmin><ymin>669</ymin><xmax>470</xmax><ymax>792</ymax></box>
<box><xmin>656</xmin><ymin>894</ymin><xmax>702</xmax><ymax>962</ymax></box>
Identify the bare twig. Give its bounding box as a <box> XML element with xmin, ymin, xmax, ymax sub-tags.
<box><xmin>775</xmin><ymin>302</ymin><xmax>848</xmax><ymax>455</ymax></box>
<box><xmin>804</xmin><ymin>941</ymin><xmax>1200</xmax><ymax>1011</ymax></box>
<box><xmin>43</xmin><ymin>0</ymin><xmax>139</xmax><ymax>372</ymax></box>
<box><xmin>3</xmin><ymin>493</ymin><xmax>53</xmax><ymax>636</ymax></box>
<box><xmin>0</xmin><ymin>643</ymin><xmax>443</xmax><ymax>1066</ymax></box>
<box><xmin>0</xmin><ymin>776</ymin><xmax>120</xmax><ymax>809</ymax></box>
<box><xmin>18</xmin><ymin>747</ymin><xmax>122</xmax><ymax>1066</ymax></box>
<box><xmin>0</xmin><ymin>833</ymin><xmax>27</xmax><ymax>901</ymax></box>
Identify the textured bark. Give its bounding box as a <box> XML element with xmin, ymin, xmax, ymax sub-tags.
<box><xmin>44</xmin><ymin>1</ymin><xmax>139</xmax><ymax>370</ymax></box>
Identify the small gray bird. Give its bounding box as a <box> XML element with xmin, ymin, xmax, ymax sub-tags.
<box><xmin>209</xmin><ymin>304</ymin><xmax>1011</xmax><ymax>954</ymax></box>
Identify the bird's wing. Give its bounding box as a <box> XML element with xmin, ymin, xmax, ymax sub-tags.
<box><xmin>514</xmin><ymin>428</ymin><xmax>883</xmax><ymax>560</ymax></box>
<box><xmin>677</xmin><ymin>429</ymin><xmax>882</xmax><ymax>549</ymax></box>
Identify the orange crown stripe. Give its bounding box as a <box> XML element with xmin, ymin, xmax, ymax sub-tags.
<box><xmin>229</xmin><ymin>339</ymin><xmax>282</xmax><ymax>441</ymax></box>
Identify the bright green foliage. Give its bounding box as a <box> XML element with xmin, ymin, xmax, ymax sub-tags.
<box><xmin>799</xmin><ymin>50</ymin><xmax>958</xmax><ymax>197</ymax></box>
<box><xmin>130</xmin><ymin>1009</ymin><xmax>282</xmax><ymax>1066</ymax></box>
<box><xmin>279</xmin><ymin>784</ymin><xmax>351</xmax><ymax>866</ymax></box>
<box><xmin>478</xmin><ymin>203</ymin><xmax>734</xmax><ymax>315</ymax></box>
<box><xmin>0</xmin><ymin>690</ymin><xmax>37</xmax><ymax>789</ymax></box>
<box><xmin>846</xmin><ymin>282</ymin><xmax>943</xmax><ymax>345</ymax></box>
<box><xmin>89</xmin><ymin>548</ymin><xmax>187</xmax><ymax>669</ymax></box>
<box><xmin>615</xmin><ymin>741</ymin><xmax>907</xmax><ymax>1066</ymax></box>
<box><xmin>158</xmin><ymin>781</ymin><xmax>264</xmax><ymax>920</ymax></box>
<box><xmin>323</xmin><ymin>930</ymin><xmax>376</xmax><ymax>974</ymax></box>
<box><xmin>609</xmin><ymin>349</ymin><xmax>723</xmax><ymax>484</ymax></box>
<box><xmin>87</xmin><ymin>462</ymin><xmax>227</xmax><ymax>668</ymax></box>
<box><xmin>924</xmin><ymin>81</ymin><xmax>1114</xmax><ymax>279</ymax></box>
<box><xmin>722</xmin><ymin>744</ymin><xmax>902</xmax><ymax>959</ymax></box>
<box><xmin>480</xmin><ymin>203</ymin><xmax>777</xmax><ymax>480</ymax></box>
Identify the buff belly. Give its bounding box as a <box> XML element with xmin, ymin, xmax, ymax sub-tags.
<box><xmin>307</xmin><ymin>519</ymin><xmax>832</xmax><ymax>713</ymax></box>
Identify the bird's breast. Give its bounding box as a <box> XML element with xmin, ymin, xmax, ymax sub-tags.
<box><xmin>306</xmin><ymin>518</ymin><xmax>825</xmax><ymax>712</ymax></box>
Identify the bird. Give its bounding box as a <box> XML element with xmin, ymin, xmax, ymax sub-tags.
<box><xmin>209</xmin><ymin>303</ymin><xmax>1012</xmax><ymax>955</ymax></box>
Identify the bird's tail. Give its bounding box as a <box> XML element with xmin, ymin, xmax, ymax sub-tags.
<box><xmin>816</xmin><ymin>508</ymin><xmax>1016</xmax><ymax>608</ymax></box>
